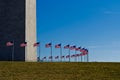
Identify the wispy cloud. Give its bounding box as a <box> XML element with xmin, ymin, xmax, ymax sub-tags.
<box><xmin>87</xmin><ymin>41</ymin><xmax>120</xmax><ymax>49</ymax></box>
<box><xmin>104</xmin><ymin>11</ymin><xmax>120</xmax><ymax>14</ymax></box>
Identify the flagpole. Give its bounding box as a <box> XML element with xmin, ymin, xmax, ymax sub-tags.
<box><xmin>81</xmin><ymin>54</ymin><xmax>82</xmax><ymax>62</ymax></box>
<box><xmin>38</xmin><ymin>45</ymin><xmax>41</xmax><ymax>62</ymax></box>
<box><xmin>69</xmin><ymin>49</ymin><xmax>70</xmax><ymax>62</ymax></box>
<box><xmin>25</xmin><ymin>42</ymin><xmax>27</xmax><ymax>61</ymax></box>
<box><xmin>75</xmin><ymin>50</ymin><xmax>77</xmax><ymax>62</ymax></box>
<box><xmin>11</xmin><ymin>40</ymin><xmax>14</xmax><ymax>80</ymax></box>
<box><xmin>87</xmin><ymin>52</ymin><xmax>89</xmax><ymax>62</ymax></box>
<box><xmin>78</xmin><ymin>56</ymin><xmax>79</xmax><ymax>62</ymax></box>
<box><xmin>12</xmin><ymin>40</ymin><xmax>15</xmax><ymax>61</ymax></box>
<box><xmin>58</xmin><ymin>56</ymin><xmax>59</xmax><ymax>62</ymax></box>
<box><xmin>50</xmin><ymin>44</ymin><xmax>52</xmax><ymax>62</ymax></box>
<box><xmin>63</xmin><ymin>57</ymin><xmax>65</xmax><ymax>62</ymax></box>
<box><xmin>60</xmin><ymin>47</ymin><xmax>62</xmax><ymax>62</ymax></box>
<box><xmin>84</xmin><ymin>55</ymin><xmax>86</xmax><ymax>62</ymax></box>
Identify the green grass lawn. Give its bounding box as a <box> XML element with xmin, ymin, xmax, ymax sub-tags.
<box><xmin>0</xmin><ymin>62</ymin><xmax>120</xmax><ymax>80</ymax></box>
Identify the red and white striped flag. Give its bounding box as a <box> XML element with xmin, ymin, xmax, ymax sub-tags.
<box><xmin>20</xmin><ymin>42</ymin><xmax>27</xmax><ymax>47</ymax></box>
<box><xmin>79</xmin><ymin>53</ymin><xmax>83</xmax><ymax>56</ymax></box>
<box><xmin>55</xmin><ymin>44</ymin><xmax>61</xmax><ymax>48</ymax></box>
<box><xmin>82</xmin><ymin>49</ymin><xmax>88</xmax><ymax>55</ymax></box>
<box><xmin>66</xmin><ymin>55</ymin><xmax>70</xmax><ymax>58</ymax></box>
<box><xmin>70</xmin><ymin>46</ymin><xmax>76</xmax><ymax>50</ymax></box>
<box><xmin>64</xmin><ymin>45</ymin><xmax>69</xmax><ymax>49</ymax></box>
<box><xmin>33</xmin><ymin>42</ymin><xmax>40</xmax><ymax>47</ymax></box>
<box><xmin>80</xmin><ymin>48</ymin><xmax>85</xmax><ymax>53</ymax></box>
<box><xmin>55</xmin><ymin>56</ymin><xmax>59</xmax><ymax>59</ymax></box>
<box><xmin>6</xmin><ymin>41</ymin><xmax>13</xmax><ymax>46</ymax></box>
<box><xmin>76</xmin><ymin>54</ymin><xmax>80</xmax><ymax>57</ymax></box>
<box><xmin>49</xmin><ymin>56</ymin><xmax>52</xmax><ymax>59</ymax></box>
<box><xmin>45</xmin><ymin>43</ymin><xmax>52</xmax><ymax>48</ymax></box>
<box><xmin>75</xmin><ymin>47</ymin><xmax>81</xmax><ymax>51</ymax></box>
<box><xmin>71</xmin><ymin>54</ymin><xmax>75</xmax><ymax>58</ymax></box>
<box><xmin>43</xmin><ymin>57</ymin><xmax>46</xmax><ymax>60</ymax></box>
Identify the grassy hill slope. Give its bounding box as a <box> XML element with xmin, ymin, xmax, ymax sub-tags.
<box><xmin>0</xmin><ymin>62</ymin><xmax>120</xmax><ymax>80</ymax></box>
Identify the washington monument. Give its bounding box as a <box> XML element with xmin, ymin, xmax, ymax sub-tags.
<box><xmin>0</xmin><ymin>0</ymin><xmax>37</xmax><ymax>62</ymax></box>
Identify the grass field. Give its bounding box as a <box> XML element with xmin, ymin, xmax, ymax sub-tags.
<box><xmin>0</xmin><ymin>62</ymin><xmax>120</xmax><ymax>80</ymax></box>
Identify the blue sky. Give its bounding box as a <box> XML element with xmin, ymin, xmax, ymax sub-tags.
<box><xmin>36</xmin><ymin>0</ymin><xmax>120</xmax><ymax>62</ymax></box>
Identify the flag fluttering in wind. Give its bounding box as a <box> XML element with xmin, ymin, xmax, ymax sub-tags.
<box><xmin>45</xmin><ymin>43</ymin><xmax>52</xmax><ymax>48</ymax></box>
<box><xmin>66</xmin><ymin>55</ymin><xmax>70</xmax><ymax>58</ymax></box>
<box><xmin>61</xmin><ymin>56</ymin><xmax>65</xmax><ymax>58</ymax></box>
<box><xmin>70</xmin><ymin>46</ymin><xmax>76</xmax><ymax>50</ymax></box>
<box><xmin>6</xmin><ymin>41</ymin><xmax>14</xmax><ymax>46</ymax></box>
<box><xmin>55</xmin><ymin>44</ymin><xmax>61</xmax><ymax>48</ymax></box>
<box><xmin>82</xmin><ymin>49</ymin><xmax>88</xmax><ymax>55</ymax></box>
<box><xmin>71</xmin><ymin>54</ymin><xmax>75</xmax><ymax>58</ymax></box>
<box><xmin>33</xmin><ymin>42</ymin><xmax>40</xmax><ymax>47</ymax></box>
<box><xmin>80</xmin><ymin>48</ymin><xmax>85</xmax><ymax>53</ymax></box>
<box><xmin>20</xmin><ymin>42</ymin><xmax>27</xmax><ymax>47</ymax></box>
<box><xmin>55</xmin><ymin>56</ymin><xmax>59</xmax><ymax>59</ymax></box>
<box><xmin>64</xmin><ymin>45</ymin><xmax>70</xmax><ymax>49</ymax></box>
<box><xmin>76</xmin><ymin>54</ymin><xmax>80</xmax><ymax>57</ymax></box>
<box><xmin>79</xmin><ymin>53</ymin><xmax>83</xmax><ymax>56</ymax></box>
<box><xmin>43</xmin><ymin>57</ymin><xmax>46</xmax><ymax>60</ymax></box>
<box><xmin>75</xmin><ymin>47</ymin><xmax>81</xmax><ymax>51</ymax></box>
<box><xmin>49</xmin><ymin>56</ymin><xmax>52</xmax><ymax>59</ymax></box>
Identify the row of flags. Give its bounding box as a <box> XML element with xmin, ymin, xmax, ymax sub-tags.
<box><xmin>44</xmin><ymin>43</ymin><xmax>89</xmax><ymax>62</ymax></box>
<box><xmin>6</xmin><ymin>41</ymin><xmax>27</xmax><ymax>47</ymax></box>
<box><xmin>6</xmin><ymin>41</ymin><xmax>39</xmax><ymax>47</ymax></box>
<box><xmin>5</xmin><ymin>41</ymin><xmax>89</xmax><ymax>62</ymax></box>
<box><xmin>42</xmin><ymin>53</ymin><xmax>87</xmax><ymax>60</ymax></box>
<box><xmin>45</xmin><ymin>43</ymin><xmax>88</xmax><ymax>54</ymax></box>
<box><xmin>6</xmin><ymin>42</ymin><xmax>88</xmax><ymax>53</ymax></box>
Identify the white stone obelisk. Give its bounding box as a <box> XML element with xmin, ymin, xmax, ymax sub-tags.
<box><xmin>25</xmin><ymin>0</ymin><xmax>37</xmax><ymax>62</ymax></box>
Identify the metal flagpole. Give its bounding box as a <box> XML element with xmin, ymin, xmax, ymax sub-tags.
<box><xmin>50</xmin><ymin>44</ymin><xmax>52</xmax><ymax>62</ymax></box>
<box><xmin>81</xmin><ymin>54</ymin><xmax>82</xmax><ymax>62</ymax></box>
<box><xmin>58</xmin><ymin>56</ymin><xmax>59</xmax><ymax>62</ymax></box>
<box><xmin>84</xmin><ymin>55</ymin><xmax>86</xmax><ymax>62</ymax></box>
<box><xmin>12</xmin><ymin>40</ymin><xmax>15</xmax><ymax>61</ymax></box>
<box><xmin>38</xmin><ymin>45</ymin><xmax>41</xmax><ymax>62</ymax></box>
<box><xmin>78</xmin><ymin>56</ymin><xmax>80</xmax><ymax>62</ymax></box>
<box><xmin>60</xmin><ymin>46</ymin><xmax>62</xmax><ymax>62</ymax></box>
<box><xmin>25</xmin><ymin>42</ymin><xmax>27</xmax><ymax>61</ymax></box>
<box><xmin>87</xmin><ymin>52</ymin><xmax>89</xmax><ymax>62</ymax></box>
<box><xmin>75</xmin><ymin>50</ymin><xmax>77</xmax><ymax>62</ymax></box>
<box><xmin>11</xmin><ymin>40</ymin><xmax>14</xmax><ymax>80</ymax></box>
<box><xmin>69</xmin><ymin>49</ymin><xmax>70</xmax><ymax>62</ymax></box>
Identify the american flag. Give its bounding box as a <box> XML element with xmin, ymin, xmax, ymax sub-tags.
<box><xmin>79</xmin><ymin>53</ymin><xmax>83</xmax><ymax>56</ymax></box>
<box><xmin>82</xmin><ymin>49</ymin><xmax>88</xmax><ymax>55</ymax></box>
<box><xmin>64</xmin><ymin>45</ymin><xmax>69</xmax><ymax>49</ymax></box>
<box><xmin>43</xmin><ymin>57</ymin><xmax>46</xmax><ymax>59</ymax></box>
<box><xmin>49</xmin><ymin>56</ymin><xmax>52</xmax><ymax>59</ymax></box>
<box><xmin>66</xmin><ymin>55</ymin><xmax>70</xmax><ymax>58</ymax></box>
<box><xmin>55</xmin><ymin>44</ymin><xmax>61</xmax><ymax>48</ymax></box>
<box><xmin>20</xmin><ymin>42</ymin><xmax>27</xmax><ymax>47</ymax></box>
<box><xmin>71</xmin><ymin>54</ymin><xmax>75</xmax><ymax>58</ymax></box>
<box><xmin>45</xmin><ymin>43</ymin><xmax>52</xmax><ymax>48</ymax></box>
<box><xmin>80</xmin><ymin>48</ymin><xmax>85</xmax><ymax>53</ymax></box>
<box><xmin>70</xmin><ymin>46</ymin><xmax>76</xmax><ymax>50</ymax></box>
<box><xmin>76</xmin><ymin>54</ymin><xmax>80</xmax><ymax>57</ymax></box>
<box><xmin>55</xmin><ymin>56</ymin><xmax>59</xmax><ymax>59</ymax></box>
<box><xmin>33</xmin><ymin>42</ymin><xmax>40</xmax><ymax>47</ymax></box>
<box><xmin>61</xmin><ymin>56</ymin><xmax>65</xmax><ymax>58</ymax></box>
<box><xmin>75</xmin><ymin>47</ymin><xmax>81</xmax><ymax>51</ymax></box>
<box><xmin>6</xmin><ymin>41</ymin><xmax>14</xmax><ymax>46</ymax></box>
